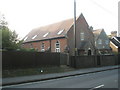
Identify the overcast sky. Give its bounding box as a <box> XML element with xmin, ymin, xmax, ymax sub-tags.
<box><xmin>0</xmin><ymin>0</ymin><xmax>119</xmax><ymax>39</ymax></box>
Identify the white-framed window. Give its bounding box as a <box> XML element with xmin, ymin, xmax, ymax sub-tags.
<box><xmin>43</xmin><ymin>32</ymin><xmax>49</xmax><ymax>37</ymax></box>
<box><xmin>32</xmin><ymin>35</ymin><xmax>37</xmax><ymax>39</ymax></box>
<box><xmin>41</xmin><ymin>43</ymin><xmax>45</xmax><ymax>52</ymax></box>
<box><xmin>80</xmin><ymin>32</ymin><xmax>84</xmax><ymax>41</ymax></box>
<box><xmin>98</xmin><ymin>39</ymin><xmax>102</xmax><ymax>44</ymax></box>
<box><xmin>24</xmin><ymin>36</ymin><xmax>28</xmax><ymax>41</ymax></box>
<box><xmin>57</xmin><ymin>29</ymin><xmax>64</xmax><ymax>35</ymax></box>
<box><xmin>105</xmin><ymin>40</ymin><xmax>109</xmax><ymax>45</ymax></box>
<box><xmin>55</xmin><ymin>41</ymin><xmax>60</xmax><ymax>52</ymax></box>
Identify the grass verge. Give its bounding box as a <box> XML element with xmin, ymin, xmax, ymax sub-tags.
<box><xmin>2</xmin><ymin>66</ymin><xmax>75</xmax><ymax>78</ymax></box>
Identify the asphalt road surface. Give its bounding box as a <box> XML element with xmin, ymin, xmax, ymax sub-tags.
<box><xmin>3</xmin><ymin>68</ymin><xmax>119</xmax><ymax>89</ymax></box>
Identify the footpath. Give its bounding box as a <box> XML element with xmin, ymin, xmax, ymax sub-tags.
<box><xmin>2</xmin><ymin>65</ymin><xmax>120</xmax><ymax>86</ymax></box>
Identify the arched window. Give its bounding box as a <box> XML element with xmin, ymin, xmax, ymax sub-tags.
<box><xmin>41</xmin><ymin>43</ymin><xmax>45</xmax><ymax>52</ymax></box>
<box><xmin>88</xmin><ymin>48</ymin><xmax>92</xmax><ymax>55</ymax></box>
<box><xmin>55</xmin><ymin>41</ymin><xmax>60</xmax><ymax>52</ymax></box>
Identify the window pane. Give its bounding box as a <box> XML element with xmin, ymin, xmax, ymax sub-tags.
<box><xmin>41</xmin><ymin>43</ymin><xmax>45</xmax><ymax>51</ymax></box>
<box><xmin>43</xmin><ymin>32</ymin><xmax>49</xmax><ymax>37</ymax></box>
<box><xmin>55</xmin><ymin>41</ymin><xmax>60</xmax><ymax>52</ymax></box>
<box><xmin>105</xmin><ymin>40</ymin><xmax>109</xmax><ymax>45</ymax></box>
<box><xmin>57</xmin><ymin>29</ymin><xmax>64</xmax><ymax>35</ymax></box>
<box><xmin>98</xmin><ymin>39</ymin><xmax>102</xmax><ymax>44</ymax></box>
<box><xmin>80</xmin><ymin>32</ymin><xmax>84</xmax><ymax>41</ymax></box>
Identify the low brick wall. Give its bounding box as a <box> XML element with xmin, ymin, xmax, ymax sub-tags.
<box><xmin>2</xmin><ymin>51</ymin><xmax>68</xmax><ymax>70</ymax></box>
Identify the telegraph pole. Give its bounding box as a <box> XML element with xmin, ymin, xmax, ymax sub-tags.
<box><xmin>74</xmin><ymin>0</ymin><xmax>77</xmax><ymax>56</ymax></box>
<box><xmin>74</xmin><ymin>0</ymin><xmax>77</xmax><ymax>67</ymax></box>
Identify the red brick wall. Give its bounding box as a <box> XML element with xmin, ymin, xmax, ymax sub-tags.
<box><xmin>23</xmin><ymin>38</ymin><xmax>67</xmax><ymax>52</ymax></box>
<box><xmin>67</xmin><ymin>14</ymin><xmax>95</xmax><ymax>56</ymax></box>
<box><xmin>51</xmin><ymin>38</ymin><xmax>67</xmax><ymax>52</ymax></box>
<box><xmin>22</xmin><ymin>42</ymin><xmax>41</xmax><ymax>51</ymax></box>
<box><xmin>39</xmin><ymin>40</ymin><xmax>50</xmax><ymax>51</ymax></box>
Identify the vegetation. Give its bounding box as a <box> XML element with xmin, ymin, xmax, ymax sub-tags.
<box><xmin>1</xmin><ymin>27</ymin><xmax>19</xmax><ymax>51</ymax></box>
<box><xmin>0</xmin><ymin>14</ymin><xmax>21</xmax><ymax>51</ymax></box>
<box><xmin>3</xmin><ymin>66</ymin><xmax>75</xmax><ymax>78</ymax></box>
<box><xmin>0</xmin><ymin>14</ymin><xmax>37</xmax><ymax>52</ymax></box>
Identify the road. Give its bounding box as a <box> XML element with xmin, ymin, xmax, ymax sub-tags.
<box><xmin>3</xmin><ymin>69</ymin><xmax>119</xmax><ymax>89</ymax></box>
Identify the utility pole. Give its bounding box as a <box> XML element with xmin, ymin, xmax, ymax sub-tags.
<box><xmin>74</xmin><ymin>0</ymin><xmax>77</xmax><ymax>67</ymax></box>
<box><xmin>74</xmin><ymin>0</ymin><xmax>77</xmax><ymax>56</ymax></box>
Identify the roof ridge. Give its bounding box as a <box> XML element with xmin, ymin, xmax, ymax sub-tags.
<box><xmin>34</xmin><ymin>18</ymin><xmax>74</xmax><ymax>30</ymax></box>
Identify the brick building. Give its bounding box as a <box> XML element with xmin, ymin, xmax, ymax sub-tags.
<box><xmin>93</xmin><ymin>29</ymin><xmax>111</xmax><ymax>55</ymax></box>
<box><xmin>22</xmin><ymin>13</ymin><xmax>95</xmax><ymax>56</ymax></box>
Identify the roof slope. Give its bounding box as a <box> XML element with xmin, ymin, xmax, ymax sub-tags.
<box><xmin>116</xmin><ymin>37</ymin><xmax>120</xmax><ymax>41</ymax></box>
<box><xmin>23</xmin><ymin>18</ymin><xmax>74</xmax><ymax>43</ymax></box>
<box><xmin>93</xmin><ymin>29</ymin><xmax>103</xmax><ymax>40</ymax></box>
<box><xmin>110</xmin><ymin>37</ymin><xmax>120</xmax><ymax>47</ymax></box>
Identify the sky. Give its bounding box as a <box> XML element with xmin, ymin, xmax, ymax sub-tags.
<box><xmin>0</xmin><ymin>0</ymin><xmax>119</xmax><ymax>39</ymax></box>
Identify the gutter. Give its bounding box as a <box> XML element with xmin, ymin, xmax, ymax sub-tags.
<box><xmin>23</xmin><ymin>36</ymin><xmax>66</xmax><ymax>44</ymax></box>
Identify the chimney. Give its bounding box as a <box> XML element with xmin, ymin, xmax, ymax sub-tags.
<box><xmin>89</xmin><ymin>26</ymin><xmax>93</xmax><ymax>31</ymax></box>
<box><xmin>111</xmin><ymin>31</ymin><xmax>117</xmax><ymax>37</ymax></box>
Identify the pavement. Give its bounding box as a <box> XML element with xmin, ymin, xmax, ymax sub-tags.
<box><xmin>2</xmin><ymin>65</ymin><xmax>120</xmax><ymax>86</ymax></box>
<box><xmin>3</xmin><ymin>68</ymin><xmax>119</xmax><ymax>88</ymax></box>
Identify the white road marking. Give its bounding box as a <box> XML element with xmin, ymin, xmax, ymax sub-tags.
<box><xmin>94</xmin><ymin>84</ymin><xmax>104</xmax><ymax>88</ymax></box>
<box><xmin>89</xmin><ymin>84</ymin><xmax>104</xmax><ymax>90</ymax></box>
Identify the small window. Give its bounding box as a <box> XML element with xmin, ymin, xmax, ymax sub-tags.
<box><xmin>98</xmin><ymin>39</ymin><xmax>102</xmax><ymax>44</ymax></box>
<box><xmin>105</xmin><ymin>40</ymin><xmax>109</xmax><ymax>45</ymax></box>
<box><xmin>30</xmin><ymin>44</ymin><xmax>33</xmax><ymax>48</ymax></box>
<box><xmin>24</xmin><ymin>36</ymin><xmax>28</xmax><ymax>41</ymax></box>
<box><xmin>80</xmin><ymin>32</ymin><xmax>84</xmax><ymax>41</ymax></box>
<box><xmin>32</xmin><ymin>35</ymin><xmax>37</xmax><ymax>39</ymax></box>
<box><xmin>55</xmin><ymin>41</ymin><xmax>60</xmax><ymax>52</ymax></box>
<box><xmin>43</xmin><ymin>32</ymin><xmax>49</xmax><ymax>37</ymax></box>
<box><xmin>57</xmin><ymin>29</ymin><xmax>64</xmax><ymax>35</ymax></box>
<box><xmin>103</xmin><ymin>46</ymin><xmax>105</xmax><ymax>48</ymax></box>
<box><xmin>41</xmin><ymin>43</ymin><xmax>45</xmax><ymax>52</ymax></box>
<box><xmin>95</xmin><ymin>41</ymin><xmax>97</xmax><ymax>46</ymax></box>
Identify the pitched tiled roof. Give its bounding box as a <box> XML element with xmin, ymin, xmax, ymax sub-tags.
<box><xmin>23</xmin><ymin>18</ymin><xmax>74</xmax><ymax>43</ymax></box>
<box><xmin>93</xmin><ymin>29</ymin><xmax>103</xmax><ymax>40</ymax></box>
<box><xmin>110</xmin><ymin>37</ymin><xmax>120</xmax><ymax>47</ymax></box>
<box><xmin>116</xmin><ymin>37</ymin><xmax>120</xmax><ymax>41</ymax></box>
